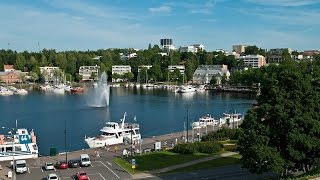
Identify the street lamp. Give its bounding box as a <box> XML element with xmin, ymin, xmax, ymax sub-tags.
<box><xmin>64</xmin><ymin>119</ymin><xmax>68</xmax><ymax>163</ymax></box>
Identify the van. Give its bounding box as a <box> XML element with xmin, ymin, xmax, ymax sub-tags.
<box><xmin>80</xmin><ymin>154</ymin><xmax>91</xmax><ymax>167</ymax></box>
<box><xmin>15</xmin><ymin>160</ymin><xmax>27</xmax><ymax>173</ymax></box>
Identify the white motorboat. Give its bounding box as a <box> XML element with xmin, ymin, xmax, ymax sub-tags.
<box><xmin>16</xmin><ymin>89</ymin><xmax>28</xmax><ymax>95</ymax></box>
<box><xmin>192</xmin><ymin>114</ymin><xmax>219</xmax><ymax>129</ymax></box>
<box><xmin>85</xmin><ymin>112</ymin><xmax>141</xmax><ymax>148</ymax></box>
<box><xmin>0</xmin><ymin>87</ymin><xmax>14</xmax><ymax>96</ymax></box>
<box><xmin>0</xmin><ymin>128</ymin><xmax>39</xmax><ymax>161</ymax></box>
<box><xmin>176</xmin><ymin>85</ymin><xmax>197</xmax><ymax>93</ymax></box>
<box><xmin>219</xmin><ymin>112</ymin><xmax>243</xmax><ymax>125</ymax></box>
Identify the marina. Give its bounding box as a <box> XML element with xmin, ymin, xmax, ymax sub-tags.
<box><xmin>0</xmin><ymin>86</ymin><xmax>255</xmax><ymax>156</ymax></box>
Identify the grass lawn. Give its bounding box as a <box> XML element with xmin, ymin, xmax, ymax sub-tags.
<box><xmin>165</xmin><ymin>154</ymin><xmax>242</xmax><ymax>174</ymax></box>
<box><xmin>114</xmin><ymin>150</ymin><xmax>218</xmax><ymax>174</ymax></box>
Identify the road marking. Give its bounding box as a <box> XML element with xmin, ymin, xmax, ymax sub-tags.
<box><xmin>99</xmin><ymin>161</ymin><xmax>120</xmax><ymax>179</ymax></box>
<box><xmin>54</xmin><ymin>167</ymin><xmax>56</xmax><ymax>171</ymax></box>
<box><xmin>107</xmin><ymin>161</ymin><xmax>112</xmax><ymax>166</ymax></box>
<box><xmin>98</xmin><ymin>173</ymin><xmax>106</xmax><ymax>180</ymax></box>
<box><xmin>41</xmin><ymin>167</ymin><xmax>43</xmax><ymax>172</ymax></box>
<box><xmin>28</xmin><ymin>168</ymin><xmax>30</xmax><ymax>174</ymax></box>
<box><xmin>90</xmin><ymin>163</ymin><xmax>94</xmax><ymax>167</ymax></box>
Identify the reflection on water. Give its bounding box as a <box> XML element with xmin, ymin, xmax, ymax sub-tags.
<box><xmin>0</xmin><ymin>87</ymin><xmax>255</xmax><ymax>154</ymax></box>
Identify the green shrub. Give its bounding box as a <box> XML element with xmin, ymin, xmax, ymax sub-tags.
<box><xmin>201</xmin><ymin>127</ymin><xmax>239</xmax><ymax>142</ymax></box>
<box><xmin>172</xmin><ymin>142</ymin><xmax>222</xmax><ymax>154</ymax></box>
<box><xmin>223</xmin><ymin>144</ymin><xmax>238</xmax><ymax>152</ymax></box>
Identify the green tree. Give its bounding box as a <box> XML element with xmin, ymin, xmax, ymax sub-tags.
<box><xmin>149</xmin><ymin>64</ymin><xmax>162</xmax><ymax>82</ymax></box>
<box><xmin>238</xmin><ymin>61</ymin><xmax>320</xmax><ymax>175</ymax></box>
<box><xmin>29</xmin><ymin>71</ymin><xmax>39</xmax><ymax>83</ymax></box>
<box><xmin>15</xmin><ymin>54</ymin><xmax>26</xmax><ymax>71</ymax></box>
<box><xmin>19</xmin><ymin>73</ymin><xmax>26</xmax><ymax>83</ymax></box>
<box><xmin>124</xmin><ymin>72</ymin><xmax>134</xmax><ymax>82</ymax></box>
<box><xmin>210</xmin><ymin>76</ymin><xmax>217</xmax><ymax>85</ymax></box>
<box><xmin>90</xmin><ymin>72</ymin><xmax>97</xmax><ymax>81</ymax></box>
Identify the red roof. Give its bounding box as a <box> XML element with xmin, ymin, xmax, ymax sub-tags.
<box><xmin>4</xmin><ymin>65</ymin><xmax>14</xmax><ymax>70</ymax></box>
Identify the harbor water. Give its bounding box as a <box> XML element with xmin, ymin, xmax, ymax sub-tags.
<box><xmin>0</xmin><ymin>87</ymin><xmax>255</xmax><ymax>155</ymax></box>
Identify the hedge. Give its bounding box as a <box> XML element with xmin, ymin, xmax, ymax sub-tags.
<box><xmin>172</xmin><ymin>142</ymin><xmax>222</xmax><ymax>154</ymax></box>
<box><xmin>201</xmin><ymin>127</ymin><xmax>239</xmax><ymax>142</ymax></box>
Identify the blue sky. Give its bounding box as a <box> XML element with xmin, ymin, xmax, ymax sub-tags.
<box><xmin>0</xmin><ymin>0</ymin><xmax>319</xmax><ymax>52</ymax></box>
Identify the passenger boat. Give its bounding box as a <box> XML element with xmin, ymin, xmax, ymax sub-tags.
<box><xmin>85</xmin><ymin>112</ymin><xmax>141</xmax><ymax>148</ymax></box>
<box><xmin>219</xmin><ymin>112</ymin><xmax>243</xmax><ymax>125</ymax></box>
<box><xmin>192</xmin><ymin>114</ymin><xmax>219</xmax><ymax>129</ymax></box>
<box><xmin>0</xmin><ymin>128</ymin><xmax>38</xmax><ymax>161</ymax></box>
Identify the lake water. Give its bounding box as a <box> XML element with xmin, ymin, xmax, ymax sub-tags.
<box><xmin>0</xmin><ymin>87</ymin><xmax>256</xmax><ymax>155</ymax></box>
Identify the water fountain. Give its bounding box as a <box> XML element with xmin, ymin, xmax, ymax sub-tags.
<box><xmin>88</xmin><ymin>72</ymin><xmax>110</xmax><ymax>107</ymax></box>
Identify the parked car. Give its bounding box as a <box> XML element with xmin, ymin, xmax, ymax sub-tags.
<box><xmin>68</xmin><ymin>160</ymin><xmax>79</xmax><ymax>168</ymax></box>
<box><xmin>76</xmin><ymin>171</ymin><xmax>89</xmax><ymax>180</ymax></box>
<box><xmin>55</xmin><ymin>161</ymin><xmax>68</xmax><ymax>169</ymax></box>
<box><xmin>47</xmin><ymin>173</ymin><xmax>60</xmax><ymax>180</ymax></box>
<box><xmin>44</xmin><ymin>162</ymin><xmax>55</xmax><ymax>170</ymax></box>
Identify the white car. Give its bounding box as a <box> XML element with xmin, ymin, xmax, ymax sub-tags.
<box><xmin>47</xmin><ymin>173</ymin><xmax>60</xmax><ymax>180</ymax></box>
<box><xmin>44</xmin><ymin>162</ymin><xmax>55</xmax><ymax>170</ymax></box>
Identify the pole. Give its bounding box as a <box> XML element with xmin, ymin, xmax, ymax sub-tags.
<box><xmin>186</xmin><ymin>107</ymin><xmax>189</xmax><ymax>143</ymax></box>
<box><xmin>12</xmin><ymin>131</ymin><xmax>16</xmax><ymax>180</ymax></box>
<box><xmin>65</xmin><ymin>119</ymin><xmax>67</xmax><ymax>162</ymax></box>
<box><xmin>131</xmin><ymin>117</ymin><xmax>133</xmax><ymax>159</ymax></box>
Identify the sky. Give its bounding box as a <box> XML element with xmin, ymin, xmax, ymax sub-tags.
<box><xmin>0</xmin><ymin>0</ymin><xmax>319</xmax><ymax>52</ymax></box>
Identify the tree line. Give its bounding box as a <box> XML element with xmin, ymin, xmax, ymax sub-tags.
<box><xmin>0</xmin><ymin>46</ymin><xmax>243</xmax><ymax>83</ymax></box>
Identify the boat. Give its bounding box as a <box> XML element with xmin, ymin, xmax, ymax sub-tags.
<box><xmin>85</xmin><ymin>112</ymin><xmax>141</xmax><ymax>148</ymax></box>
<box><xmin>176</xmin><ymin>85</ymin><xmax>197</xmax><ymax>93</ymax></box>
<box><xmin>0</xmin><ymin>128</ymin><xmax>39</xmax><ymax>161</ymax></box>
<box><xmin>192</xmin><ymin>114</ymin><xmax>219</xmax><ymax>129</ymax></box>
<box><xmin>219</xmin><ymin>112</ymin><xmax>243</xmax><ymax>125</ymax></box>
<box><xmin>0</xmin><ymin>87</ymin><xmax>14</xmax><ymax>96</ymax></box>
<box><xmin>16</xmin><ymin>89</ymin><xmax>28</xmax><ymax>95</ymax></box>
<box><xmin>71</xmin><ymin>87</ymin><xmax>84</xmax><ymax>93</ymax></box>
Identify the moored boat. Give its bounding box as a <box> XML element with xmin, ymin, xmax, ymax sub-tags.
<box><xmin>192</xmin><ymin>114</ymin><xmax>219</xmax><ymax>129</ymax></box>
<box><xmin>0</xmin><ymin>128</ymin><xmax>38</xmax><ymax>161</ymax></box>
<box><xmin>85</xmin><ymin>112</ymin><xmax>141</xmax><ymax>148</ymax></box>
<box><xmin>71</xmin><ymin>87</ymin><xmax>84</xmax><ymax>93</ymax></box>
<box><xmin>219</xmin><ymin>112</ymin><xmax>243</xmax><ymax>125</ymax></box>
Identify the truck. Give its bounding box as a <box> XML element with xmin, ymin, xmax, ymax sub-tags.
<box><xmin>15</xmin><ymin>160</ymin><xmax>27</xmax><ymax>174</ymax></box>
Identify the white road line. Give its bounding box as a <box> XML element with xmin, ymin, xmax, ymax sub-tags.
<box><xmin>28</xmin><ymin>168</ymin><xmax>30</xmax><ymax>174</ymax></box>
<box><xmin>41</xmin><ymin>167</ymin><xmax>43</xmax><ymax>172</ymax></box>
<box><xmin>98</xmin><ymin>173</ymin><xmax>106</xmax><ymax>180</ymax></box>
<box><xmin>99</xmin><ymin>161</ymin><xmax>120</xmax><ymax>179</ymax></box>
<box><xmin>90</xmin><ymin>163</ymin><xmax>94</xmax><ymax>167</ymax></box>
<box><xmin>107</xmin><ymin>161</ymin><xmax>112</xmax><ymax>166</ymax></box>
<box><xmin>54</xmin><ymin>167</ymin><xmax>56</xmax><ymax>171</ymax></box>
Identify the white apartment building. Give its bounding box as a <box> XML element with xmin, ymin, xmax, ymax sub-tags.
<box><xmin>168</xmin><ymin>65</ymin><xmax>185</xmax><ymax>74</ymax></box>
<box><xmin>120</xmin><ymin>53</ymin><xmax>138</xmax><ymax>61</ymax></box>
<box><xmin>193</xmin><ymin>65</ymin><xmax>230</xmax><ymax>85</ymax></box>
<box><xmin>79</xmin><ymin>66</ymin><xmax>100</xmax><ymax>81</ymax></box>
<box><xmin>237</xmin><ymin>55</ymin><xmax>266</xmax><ymax>68</ymax></box>
<box><xmin>179</xmin><ymin>46</ymin><xmax>198</xmax><ymax>53</ymax></box>
<box><xmin>111</xmin><ymin>65</ymin><xmax>132</xmax><ymax>82</ymax></box>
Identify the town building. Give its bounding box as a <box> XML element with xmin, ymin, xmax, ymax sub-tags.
<box><xmin>303</xmin><ymin>50</ymin><xmax>320</xmax><ymax>60</ymax></box>
<box><xmin>4</xmin><ymin>65</ymin><xmax>15</xmax><ymax>72</ymax></box>
<box><xmin>0</xmin><ymin>71</ymin><xmax>22</xmax><ymax>83</ymax></box>
<box><xmin>39</xmin><ymin>66</ymin><xmax>60</xmax><ymax>82</ymax></box>
<box><xmin>267</xmin><ymin>48</ymin><xmax>292</xmax><ymax>63</ymax></box>
<box><xmin>111</xmin><ymin>65</ymin><xmax>132</xmax><ymax>82</ymax></box>
<box><xmin>193</xmin><ymin>65</ymin><xmax>230</xmax><ymax>85</ymax></box>
<box><xmin>232</xmin><ymin>45</ymin><xmax>248</xmax><ymax>54</ymax></box>
<box><xmin>179</xmin><ymin>44</ymin><xmax>205</xmax><ymax>53</ymax></box>
<box><xmin>79</xmin><ymin>66</ymin><xmax>100</xmax><ymax>81</ymax></box>
<box><xmin>237</xmin><ymin>55</ymin><xmax>266</xmax><ymax>68</ymax></box>
<box><xmin>168</xmin><ymin>65</ymin><xmax>185</xmax><ymax>74</ymax></box>
<box><xmin>120</xmin><ymin>53</ymin><xmax>138</xmax><ymax>61</ymax></box>
<box><xmin>160</xmin><ymin>38</ymin><xmax>175</xmax><ymax>50</ymax></box>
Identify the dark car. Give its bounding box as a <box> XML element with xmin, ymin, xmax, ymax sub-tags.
<box><xmin>55</xmin><ymin>161</ymin><xmax>68</xmax><ymax>169</ymax></box>
<box><xmin>68</xmin><ymin>160</ymin><xmax>79</xmax><ymax>168</ymax></box>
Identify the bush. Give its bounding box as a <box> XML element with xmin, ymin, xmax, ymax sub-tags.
<box><xmin>172</xmin><ymin>142</ymin><xmax>222</xmax><ymax>154</ymax></box>
<box><xmin>201</xmin><ymin>127</ymin><xmax>239</xmax><ymax>142</ymax></box>
<box><xmin>223</xmin><ymin>144</ymin><xmax>238</xmax><ymax>152</ymax></box>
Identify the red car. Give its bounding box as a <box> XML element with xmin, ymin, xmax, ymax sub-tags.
<box><xmin>76</xmin><ymin>171</ymin><xmax>89</xmax><ymax>180</ymax></box>
<box><xmin>56</xmin><ymin>161</ymin><xmax>68</xmax><ymax>169</ymax></box>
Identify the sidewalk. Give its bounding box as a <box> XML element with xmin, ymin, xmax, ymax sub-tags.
<box><xmin>130</xmin><ymin>151</ymin><xmax>238</xmax><ymax>179</ymax></box>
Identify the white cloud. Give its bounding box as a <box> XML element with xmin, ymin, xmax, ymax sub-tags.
<box><xmin>148</xmin><ymin>5</ymin><xmax>171</xmax><ymax>13</ymax></box>
<box><xmin>183</xmin><ymin>0</ymin><xmax>216</xmax><ymax>14</ymax></box>
<box><xmin>246</xmin><ymin>0</ymin><xmax>319</xmax><ymax>6</ymax></box>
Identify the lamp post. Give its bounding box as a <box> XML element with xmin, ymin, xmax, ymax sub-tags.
<box><xmin>64</xmin><ymin>119</ymin><xmax>67</xmax><ymax>163</ymax></box>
